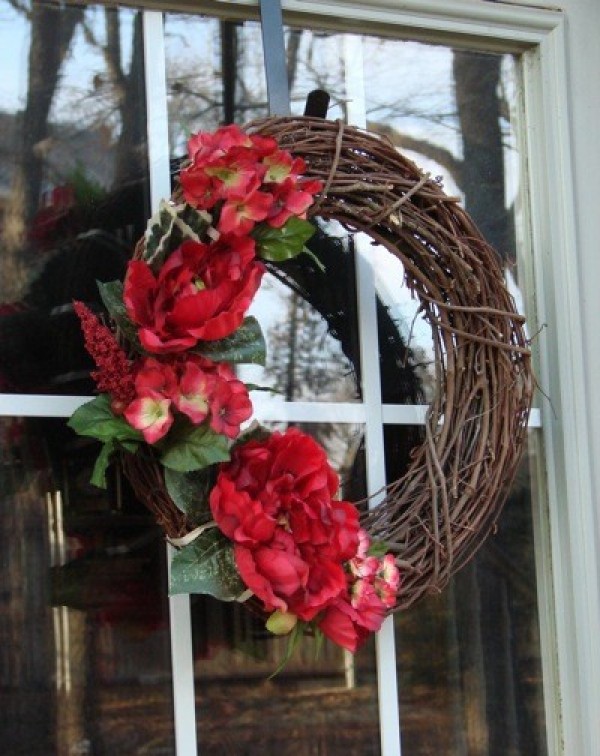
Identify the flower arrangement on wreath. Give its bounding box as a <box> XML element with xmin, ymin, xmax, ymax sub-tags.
<box><xmin>68</xmin><ymin>124</ymin><xmax>400</xmax><ymax>657</ymax></box>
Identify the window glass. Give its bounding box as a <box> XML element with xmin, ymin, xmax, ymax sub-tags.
<box><xmin>0</xmin><ymin>417</ymin><xmax>175</xmax><ymax>754</ymax></box>
<box><xmin>0</xmin><ymin>0</ymin><xmax>149</xmax><ymax>395</ymax></box>
<box><xmin>164</xmin><ymin>16</ymin><xmax>362</xmax><ymax>402</ymax></box>
<box><xmin>388</xmin><ymin>429</ymin><xmax>547</xmax><ymax>755</ymax></box>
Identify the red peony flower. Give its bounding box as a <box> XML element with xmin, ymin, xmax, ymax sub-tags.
<box><xmin>317</xmin><ymin>599</ymin><xmax>371</xmax><ymax>653</ymax></box>
<box><xmin>123</xmin><ymin>237</ymin><xmax>265</xmax><ymax>353</ymax></box>
<box><xmin>209</xmin><ymin>428</ymin><xmax>360</xmax><ymax>621</ymax></box>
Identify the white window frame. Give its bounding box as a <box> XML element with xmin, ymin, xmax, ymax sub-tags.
<box><xmin>2</xmin><ymin>1</ymin><xmax>598</xmax><ymax>754</ymax></box>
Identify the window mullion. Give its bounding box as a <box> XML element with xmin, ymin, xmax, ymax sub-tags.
<box><xmin>344</xmin><ymin>34</ymin><xmax>402</xmax><ymax>756</ymax></box>
<box><xmin>142</xmin><ymin>11</ymin><xmax>199</xmax><ymax>756</ymax></box>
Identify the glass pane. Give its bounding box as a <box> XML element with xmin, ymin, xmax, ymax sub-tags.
<box><xmin>241</xmin><ymin>221</ymin><xmax>361</xmax><ymax>403</ymax></box>
<box><xmin>191</xmin><ymin>421</ymin><xmax>381</xmax><ymax>754</ymax></box>
<box><xmin>360</xmin><ymin>47</ymin><xmax>523</xmax><ymax>404</ymax></box>
<box><xmin>0</xmin><ymin>0</ymin><xmax>149</xmax><ymax>395</ymax></box>
<box><xmin>279</xmin><ymin>31</ymin><xmax>530</xmax><ymax>405</ymax></box>
<box><xmin>164</xmin><ymin>16</ymin><xmax>362</xmax><ymax>402</ymax></box>
<box><xmin>0</xmin><ymin>417</ymin><xmax>175</xmax><ymax>754</ymax></box>
<box><xmin>387</xmin><ymin>428</ymin><xmax>546</xmax><ymax>755</ymax></box>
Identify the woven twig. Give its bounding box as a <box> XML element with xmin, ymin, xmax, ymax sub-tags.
<box><xmin>123</xmin><ymin>116</ymin><xmax>534</xmax><ymax>613</ymax></box>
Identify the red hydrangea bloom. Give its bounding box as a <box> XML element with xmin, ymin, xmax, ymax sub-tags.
<box><xmin>317</xmin><ymin>529</ymin><xmax>401</xmax><ymax>652</ymax></box>
<box><xmin>123</xmin><ymin>236</ymin><xmax>265</xmax><ymax>353</ymax></box>
<box><xmin>209</xmin><ymin>428</ymin><xmax>361</xmax><ymax>621</ymax></box>
<box><xmin>184</xmin><ymin>356</ymin><xmax>252</xmax><ymax>439</ymax></box>
<box><xmin>179</xmin><ymin>124</ymin><xmax>321</xmax><ymax>235</ymax></box>
<box><xmin>122</xmin><ymin>354</ymin><xmax>252</xmax><ymax>444</ymax></box>
<box><xmin>181</xmin><ymin>125</ymin><xmax>276</xmax><ymax>211</ymax></box>
<box><xmin>124</xmin><ymin>358</ymin><xmax>178</xmax><ymax>443</ymax></box>
<box><xmin>218</xmin><ymin>177</ymin><xmax>273</xmax><ymax>236</ymax></box>
<box><xmin>266</xmin><ymin>176</ymin><xmax>323</xmax><ymax>228</ymax></box>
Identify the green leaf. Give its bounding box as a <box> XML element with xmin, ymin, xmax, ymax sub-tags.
<box><xmin>268</xmin><ymin>620</ymin><xmax>307</xmax><ymax>679</ymax></box>
<box><xmin>245</xmin><ymin>383</ymin><xmax>282</xmax><ymax>394</ymax></box>
<box><xmin>253</xmin><ymin>216</ymin><xmax>316</xmax><ymax>262</ymax></box>
<box><xmin>169</xmin><ymin>528</ymin><xmax>246</xmax><ymax>599</ymax></box>
<box><xmin>367</xmin><ymin>540</ymin><xmax>390</xmax><ymax>558</ymax></box>
<box><xmin>68</xmin><ymin>395</ymin><xmax>143</xmax><ymax>445</ymax></box>
<box><xmin>195</xmin><ymin>316</ymin><xmax>266</xmax><ymax>365</ymax></box>
<box><xmin>160</xmin><ymin>422</ymin><xmax>230</xmax><ymax>472</ymax></box>
<box><xmin>164</xmin><ymin>467</ymin><xmax>214</xmax><ymax>526</ymax></box>
<box><xmin>90</xmin><ymin>441</ymin><xmax>115</xmax><ymax>489</ymax></box>
<box><xmin>232</xmin><ymin>422</ymin><xmax>271</xmax><ymax>451</ymax></box>
<box><xmin>144</xmin><ymin>200</ymin><xmax>212</xmax><ymax>268</ymax></box>
<box><xmin>97</xmin><ymin>279</ymin><xmax>142</xmax><ymax>352</ymax></box>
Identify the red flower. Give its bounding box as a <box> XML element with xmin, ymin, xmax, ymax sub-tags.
<box><xmin>266</xmin><ymin>177</ymin><xmax>322</xmax><ymax>228</ymax></box>
<box><xmin>209</xmin><ymin>375</ymin><xmax>253</xmax><ymax>438</ymax></box>
<box><xmin>172</xmin><ymin>359</ymin><xmax>215</xmax><ymax>424</ymax></box>
<box><xmin>317</xmin><ymin>530</ymin><xmax>401</xmax><ymax>652</ymax></box>
<box><xmin>121</xmin><ymin>354</ymin><xmax>253</xmax><ymax>443</ymax></box>
<box><xmin>181</xmin><ymin>125</ymin><xmax>277</xmax><ymax>212</ymax></box>
<box><xmin>124</xmin><ymin>358</ymin><xmax>177</xmax><ymax>443</ymax></box>
<box><xmin>73</xmin><ymin>301</ymin><xmax>135</xmax><ymax>407</ymax></box>
<box><xmin>184</xmin><ymin>356</ymin><xmax>253</xmax><ymax>439</ymax></box>
<box><xmin>123</xmin><ymin>237</ymin><xmax>265</xmax><ymax>353</ymax></box>
<box><xmin>218</xmin><ymin>179</ymin><xmax>273</xmax><ymax>236</ymax></box>
<box><xmin>179</xmin><ymin>124</ymin><xmax>321</xmax><ymax>234</ymax></box>
<box><xmin>209</xmin><ymin>428</ymin><xmax>360</xmax><ymax>621</ymax></box>
<box><xmin>317</xmin><ymin>599</ymin><xmax>370</xmax><ymax>653</ymax></box>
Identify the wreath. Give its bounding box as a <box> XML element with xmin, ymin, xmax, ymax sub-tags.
<box><xmin>69</xmin><ymin>117</ymin><xmax>533</xmax><ymax>658</ymax></box>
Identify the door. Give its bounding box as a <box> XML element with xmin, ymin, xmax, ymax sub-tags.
<box><xmin>0</xmin><ymin>1</ymin><xmax>597</xmax><ymax>754</ymax></box>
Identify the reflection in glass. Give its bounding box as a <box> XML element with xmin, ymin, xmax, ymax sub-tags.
<box><xmin>0</xmin><ymin>1</ymin><xmax>149</xmax><ymax>395</ymax></box>
<box><xmin>389</xmin><ymin>430</ymin><xmax>546</xmax><ymax>755</ymax></box>
<box><xmin>163</xmin><ymin>21</ymin><xmax>528</xmax><ymax>410</ymax></box>
<box><xmin>191</xmin><ymin>421</ymin><xmax>380</xmax><ymax>755</ymax></box>
<box><xmin>165</xmin><ymin>16</ymin><xmax>268</xmax><ymax>153</ymax></box>
<box><xmin>0</xmin><ymin>417</ymin><xmax>175</xmax><ymax>754</ymax></box>
<box><xmin>245</xmin><ymin>222</ymin><xmax>361</xmax><ymax>402</ymax></box>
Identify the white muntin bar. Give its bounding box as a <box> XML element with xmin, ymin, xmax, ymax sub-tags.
<box><xmin>143</xmin><ymin>11</ymin><xmax>198</xmax><ymax>756</ymax></box>
<box><xmin>343</xmin><ymin>32</ymin><xmax>401</xmax><ymax>755</ymax></box>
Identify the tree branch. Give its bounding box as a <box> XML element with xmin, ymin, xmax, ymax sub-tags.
<box><xmin>6</xmin><ymin>0</ymin><xmax>31</xmax><ymax>20</ymax></box>
<box><xmin>367</xmin><ymin>120</ymin><xmax>464</xmax><ymax>186</ymax></box>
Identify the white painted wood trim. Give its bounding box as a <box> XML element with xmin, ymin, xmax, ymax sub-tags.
<box><xmin>356</xmin><ymin>239</ymin><xmax>402</xmax><ymax>756</ymax></box>
<box><xmin>148</xmin><ymin>0</ymin><xmax>561</xmax><ymax>47</ymax></box>
<box><xmin>522</xmin><ymin>18</ymin><xmax>600</xmax><ymax>756</ymax></box>
<box><xmin>281</xmin><ymin>0</ymin><xmax>561</xmax><ymax>43</ymax></box>
<box><xmin>0</xmin><ymin>394</ymin><xmax>542</xmax><ymax>428</ymax></box>
<box><xmin>143</xmin><ymin>13</ymin><xmax>199</xmax><ymax>756</ymax></box>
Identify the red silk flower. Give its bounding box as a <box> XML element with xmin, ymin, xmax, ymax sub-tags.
<box><xmin>209</xmin><ymin>428</ymin><xmax>360</xmax><ymax>621</ymax></box>
<box><xmin>179</xmin><ymin>124</ymin><xmax>322</xmax><ymax>236</ymax></box>
<box><xmin>123</xmin><ymin>236</ymin><xmax>265</xmax><ymax>353</ymax></box>
<box><xmin>317</xmin><ymin>530</ymin><xmax>401</xmax><ymax>652</ymax></box>
<box><xmin>123</xmin><ymin>355</ymin><xmax>252</xmax><ymax>444</ymax></box>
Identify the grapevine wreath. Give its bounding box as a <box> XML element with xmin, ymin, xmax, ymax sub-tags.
<box><xmin>69</xmin><ymin>116</ymin><xmax>533</xmax><ymax>655</ymax></box>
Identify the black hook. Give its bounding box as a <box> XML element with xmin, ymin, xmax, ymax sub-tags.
<box><xmin>304</xmin><ymin>89</ymin><xmax>331</xmax><ymax>118</ymax></box>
